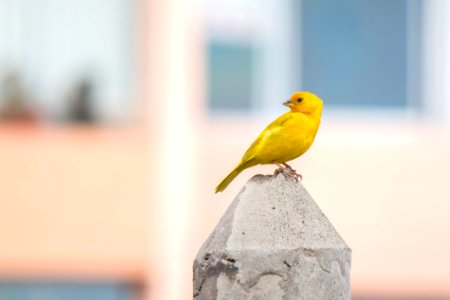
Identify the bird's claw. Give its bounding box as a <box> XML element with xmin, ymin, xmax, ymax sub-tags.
<box><xmin>274</xmin><ymin>164</ymin><xmax>302</xmax><ymax>182</ymax></box>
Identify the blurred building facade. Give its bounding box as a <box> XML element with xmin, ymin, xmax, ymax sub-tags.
<box><xmin>1</xmin><ymin>0</ymin><xmax>450</xmax><ymax>300</ymax></box>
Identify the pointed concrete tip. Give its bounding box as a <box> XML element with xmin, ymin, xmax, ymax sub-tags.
<box><xmin>194</xmin><ymin>173</ymin><xmax>351</xmax><ymax>299</ymax></box>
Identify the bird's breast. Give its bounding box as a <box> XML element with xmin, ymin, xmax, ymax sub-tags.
<box><xmin>255</xmin><ymin>113</ymin><xmax>320</xmax><ymax>164</ymax></box>
<box><xmin>281</xmin><ymin>118</ymin><xmax>318</xmax><ymax>159</ymax></box>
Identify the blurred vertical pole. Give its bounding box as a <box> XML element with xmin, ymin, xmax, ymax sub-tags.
<box><xmin>259</xmin><ymin>0</ymin><xmax>299</xmax><ymax>112</ymax></box>
<box><xmin>145</xmin><ymin>0</ymin><xmax>204</xmax><ymax>299</ymax></box>
<box><xmin>422</xmin><ymin>0</ymin><xmax>450</xmax><ymax>127</ymax></box>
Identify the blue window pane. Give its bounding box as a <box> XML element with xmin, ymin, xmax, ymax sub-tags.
<box><xmin>208</xmin><ymin>41</ymin><xmax>254</xmax><ymax>111</ymax></box>
<box><xmin>0</xmin><ymin>281</ymin><xmax>140</xmax><ymax>300</ymax></box>
<box><xmin>301</xmin><ymin>0</ymin><xmax>408</xmax><ymax>107</ymax></box>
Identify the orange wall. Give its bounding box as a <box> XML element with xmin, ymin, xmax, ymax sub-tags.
<box><xmin>1</xmin><ymin>119</ymin><xmax>449</xmax><ymax>299</ymax></box>
<box><xmin>0</xmin><ymin>124</ymin><xmax>148</xmax><ymax>281</ymax></box>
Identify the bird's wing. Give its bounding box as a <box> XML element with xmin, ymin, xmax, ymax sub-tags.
<box><xmin>241</xmin><ymin>112</ymin><xmax>292</xmax><ymax>162</ymax></box>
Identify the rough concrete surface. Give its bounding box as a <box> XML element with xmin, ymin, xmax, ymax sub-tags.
<box><xmin>194</xmin><ymin>173</ymin><xmax>351</xmax><ymax>300</ymax></box>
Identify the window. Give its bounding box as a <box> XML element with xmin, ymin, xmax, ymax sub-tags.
<box><xmin>0</xmin><ymin>280</ymin><xmax>142</xmax><ymax>300</ymax></box>
<box><xmin>208</xmin><ymin>41</ymin><xmax>255</xmax><ymax>111</ymax></box>
<box><xmin>0</xmin><ymin>0</ymin><xmax>135</xmax><ymax>121</ymax></box>
<box><xmin>300</xmin><ymin>0</ymin><xmax>410</xmax><ymax>107</ymax></box>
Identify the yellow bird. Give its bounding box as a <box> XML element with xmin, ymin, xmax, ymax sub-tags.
<box><xmin>215</xmin><ymin>91</ymin><xmax>323</xmax><ymax>193</ymax></box>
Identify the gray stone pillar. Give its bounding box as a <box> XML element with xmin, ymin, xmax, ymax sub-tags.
<box><xmin>193</xmin><ymin>174</ymin><xmax>351</xmax><ymax>299</ymax></box>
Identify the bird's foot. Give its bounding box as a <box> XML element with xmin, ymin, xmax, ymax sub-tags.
<box><xmin>274</xmin><ymin>163</ymin><xmax>302</xmax><ymax>182</ymax></box>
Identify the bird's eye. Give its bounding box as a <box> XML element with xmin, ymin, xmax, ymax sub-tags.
<box><xmin>297</xmin><ymin>98</ymin><xmax>303</xmax><ymax>103</ymax></box>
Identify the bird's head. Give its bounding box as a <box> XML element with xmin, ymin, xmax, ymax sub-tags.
<box><xmin>283</xmin><ymin>91</ymin><xmax>323</xmax><ymax>116</ymax></box>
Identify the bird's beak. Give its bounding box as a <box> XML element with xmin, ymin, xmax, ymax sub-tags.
<box><xmin>283</xmin><ymin>99</ymin><xmax>293</xmax><ymax>107</ymax></box>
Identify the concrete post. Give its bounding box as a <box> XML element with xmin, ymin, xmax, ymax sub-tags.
<box><xmin>193</xmin><ymin>174</ymin><xmax>351</xmax><ymax>299</ymax></box>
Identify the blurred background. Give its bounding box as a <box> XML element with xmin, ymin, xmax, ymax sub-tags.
<box><xmin>0</xmin><ymin>0</ymin><xmax>449</xmax><ymax>299</ymax></box>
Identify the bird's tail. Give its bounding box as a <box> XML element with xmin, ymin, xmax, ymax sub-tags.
<box><xmin>215</xmin><ymin>164</ymin><xmax>245</xmax><ymax>193</ymax></box>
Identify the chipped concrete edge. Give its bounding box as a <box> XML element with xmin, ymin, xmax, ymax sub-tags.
<box><xmin>193</xmin><ymin>184</ymin><xmax>248</xmax><ymax>298</ymax></box>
